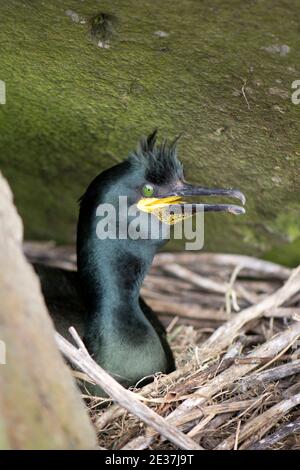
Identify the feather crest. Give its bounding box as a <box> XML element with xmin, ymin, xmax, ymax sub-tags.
<box><xmin>129</xmin><ymin>130</ymin><xmax>183</xmax><ymax>184</ymax></box>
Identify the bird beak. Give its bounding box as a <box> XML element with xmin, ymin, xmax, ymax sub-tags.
<box><xmin>137</xmin><ymin>182</ymin><xmax>246</xmax><ymax>225</ymax></box>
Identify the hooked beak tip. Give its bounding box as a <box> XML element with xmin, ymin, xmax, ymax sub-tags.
<box><xmin>233</xmin><ymin>190</ymin><xmax>246</xmax><ymax>206</ymax></box>
<box><xmin>228</xmin><ymin>205</ymin><xmax>246</xmax><ymax>215</ymax></box>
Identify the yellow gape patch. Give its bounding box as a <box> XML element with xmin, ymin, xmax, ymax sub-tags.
<box><xmin>137</xmin><ymin>197</ymin><xmax>194</xmax><ymax>225</ymax></box>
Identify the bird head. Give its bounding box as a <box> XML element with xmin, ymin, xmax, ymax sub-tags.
<box><xmin>79</xmin><ymin>130</ymin><xmax>245</xmax><ymax>249</ymax></box>
<box><xmin>130</xmin><ymin>130</ymin><xmax>245</xmax><ymax>227</ymax></box>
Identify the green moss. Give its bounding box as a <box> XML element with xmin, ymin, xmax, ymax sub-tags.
<box><xmin>0</xmin><ymin>0</ymin><xmax>300</xmax><ymax>264</ymax></box>
<box><xmin>264</xmin><ymin>237</ymin><xmax>300</xmax><ymax>267</ymax></box>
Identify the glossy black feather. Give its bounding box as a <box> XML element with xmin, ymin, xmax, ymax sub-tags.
<box><xmin>77</xmin><ymin>132</ymin><xmax>178</xmax><ymax>395</ymax></box>
<box><xmin>129</xmin><ymin>131</ymin><xmax>184</xmax><ymax>185</ymax></box>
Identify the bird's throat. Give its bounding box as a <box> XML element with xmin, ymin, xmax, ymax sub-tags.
<box><xmin>79</xmin><ymin>237</ymin><xmax>158</xmax><ymax>343</ymax></box>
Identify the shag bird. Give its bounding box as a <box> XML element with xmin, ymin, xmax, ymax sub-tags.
<box><xmin>77</xmin><ymin>131</ymin><xmax>245</xmax><ymax>394</ymax></box>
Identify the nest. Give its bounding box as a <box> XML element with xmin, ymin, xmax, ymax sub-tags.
<box><xmin>25</xmin><ymin>243</ymin><xmax>300</xmax><ymax>450</ymax></box>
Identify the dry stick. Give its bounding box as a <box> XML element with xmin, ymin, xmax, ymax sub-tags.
<box><xmin>219</xmin><ymin>392</ymin><xmax>272</xmax><ymax>430</ymax></box>
<box><xmin>216</xmin><ymin>393</ymin><xmax>300</xmax><ymax>450</ymax></box>
<box><xmin>142</xmin><ymin>286</ymin><xmax>225</xmax><ymax>308</ymax></box>
<box><xmin>233</xmin><ymin>354</ymin><xmax>297</xmax><ymax>365</ymax></box>
<box><xmin>99</xmin><ymin>267</ymin><xmax>300</xmax><ymax>434</ymax></box>
<box><xmin>146</xmin><ymin>299</ymin><xmax>300</xmax><ymax>322</ymax></box>
<box><xmin>164</xmin><ymin>264</ymin><xmax>261</xmax><ymax>305</ymax></box>
<box><xmin>191</xmin><ymin>399</ymin><xmax>258</xmax><ymax>434</ymax></box>
<box><xmin>163</xmin><ymin>264</ymin><xmax>229</xmax><ymax>295</ymax></box>
<box><xmin>223</xmin><ymin>339</ymin><xmax>244</xmax><ymax>359</ymax></box>
<box><xmin>24</xmin><ymin>242</ymin><xmax>76</xmax><ymax>271</ymax></box>
<box><xmin>238</xmin><ymin>280</ymin><xmax>278</xmax><ymax>294</ymax></box>
<box><xmin>188</xmin><ymin>415</ymin><xmax>215</xmax><ymax>438</ymax></box>
<box><xmin>55</xmin><ymin>328</ymin><xmax>202</xmax><ymax>451</ymax></box>
<box><xmin>235</xmin><ymin>359</ymin><xmax>300</xmax><ymax>392</ymax></box>
<box><xmin>123</xmin><ymin>435</ymin><xmax>154</xmax><ymax>451</ymax></box>
<box><xmin>95</xmin><ymin>368</ymin><xmax>195</xmax><ymax>432</ymax></box>
<box><xmin>182</xmin><ymin>322</ymin><xmax>300</xmax><ymax>417</ymax></box>
<box><xmin>264</xmin><ymin>307</ymin><xmax>300</xmax><ymax>318</ymax></box>
<box><xmin>198</xmin><ymin>413</ymin><xmax>233</xmax><ymax>437</ymax></box>
<box><xmin>283</xmin><ymin>381</ymin><xmax>300</xmax><ymax>399</ymax></box>
<box><xmin>146</xmin><ymin>303</ymin><xmax>300</xmax><ymax>324</ymax></box>
<box><xmin>95</xmin><ymin>406</ymin><xmax>125</xmax><ymax>431</ymax></box>
<box><xmin>145</xmin><ymin>274</ymin><xmax>193</xmax><ymax>292</ymax></box>
<box><xmin>159</xmin><ymin>398</ymin><xmax>258</xmax><ymax>431</ymax></box>
<box><xmin>196</xmin><ymin>266</ymin><xmax>300</xmax><ymax>365</ymax></box>
<box><xmin>234</xmin><ymin>420</ymin><xmax>242</xmax><ymax>450</ymax></box>
<box><xmin>123</xmin><ymin>321</ymin><xmax>300</xmax><ymax>450</ymax></box>
<box><xmin>226</xmin><ymin>265</ymin><xmax>244</xmax><ymax>313</ymax></box>
<box><xmin>289</xmin><ymin>291</ymin><xmax>300</xmax><ymax>306</ymax></box>
<box><xmin>145</xmin><ymin>298</ymin><xmax>228</xmax><ymax>321</ymax></box>
<box><xmin>248</xmin><ymin>416</ymin><xmax>300</xmax><ymax>450</ymax></box>
<box><xmin>97</xmin><ymin>358</ymin><xmax>214</xmax><ymax>432</ymax></box>
<box><xmin>153</xmin><ymin>253</ymin><xmax>291</xmax><ymax>280</ymax></box>
<box><xmin>141</xmin><ymin>289</ymin><xmax>224</xmax><ymax>308</ymax></box>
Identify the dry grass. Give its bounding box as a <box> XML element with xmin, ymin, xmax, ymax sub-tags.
<box><xmin>25</xmin><ymin>243</ymin><xmax>300</xmax><ymax>450</ymax></box>
<box><xmin>90</xmin><ymin>255</ymin><xmax>300</xmax><ymax>450</ymax></box>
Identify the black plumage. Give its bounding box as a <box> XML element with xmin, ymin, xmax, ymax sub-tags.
<box><xmin>129</xmin><ymin>129</ymin><xmax>183</xmax><ymax>184</ymax></box>
<box><xmin>77</xmin><ymin>131</ymin><xmax>245</xmax><ymax>395</ymax></box>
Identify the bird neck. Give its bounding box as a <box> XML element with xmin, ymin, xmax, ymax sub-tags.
<box><xmin>77</xmin><ymin>188</ymin><xmax>172</xmax><ymax>389</ymax></box>
<box><xmin>98</xmin><ymin>241</ymin><xmax>155</xmax><ymax>309</ymax></box>
<box><xmin>77</xmin><ymin>236</ymin><xmax>160</xmax><ymax>365</ymax></box>
<box><xmin>77</xmin><ymin>228</ymin><xmax>159</xmax><ymax>320</ymax></box>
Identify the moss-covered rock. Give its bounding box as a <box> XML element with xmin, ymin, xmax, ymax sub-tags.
<box><xmin>0</xmin><ymin>0</ymin><xmax>299</xmax><ymax>264</ymax></box>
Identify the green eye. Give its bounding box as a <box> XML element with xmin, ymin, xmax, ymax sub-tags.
<box><xmin>142</xmin><ymin>184</ymin><xmax>154</xmax><ymax>197</ymax></box>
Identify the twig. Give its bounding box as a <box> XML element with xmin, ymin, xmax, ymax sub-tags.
<box><xmin>144</xmin><ymin>298</ymin><xmax>228</xmax><ymax>321</ymax></box>
<box><xmin>188</xmin><ymin>414</ymin><xmax>215</xmax><ymax>438</ymax></box>
<box><xmin>94</xmin><ymin>405</ymin><xmax>125</xmax><ymax>431</ymax></box>
<box><xmin>142</xmin><ymin>287</ymin><xmax>225</xmax><ymax>308</ymax></box>
<box><xmin>196</xmin><ymin>266</ymin><xmax>300</xmax><ymax>365</ymax></box>
<box><xmin>216</xmin><ymin>393</ymin><xmax>300</xmax><ymax>450</ymax></box>
<box><xmin>145</xmin><ymin>274</ymin><xmax>193</xmax><ymax>292</ymax></box>
<box><xmin>153</xmin><ymin>253</ymin><xmax>291</xmax><ymax>280</ymax></box>
<box><xmin>234</xmin><ymin>420</ymin><xmax>242</xmax><ymax>450</ymax></box>
<box><xmin>248</xmin><ymin>417</ymin><xmax>300</xmax><ymax>450</ymax></box>
<box><xmin>264</xmin><ymin>308</ymin><xmax>300</xmax><ymax>318</ymax></box>
<box><xmin>123</xmin><ymin>321</ymin><xmax>300</xmax><ymax>450</ymax></box>
<box><xmin>163</xmin><ymin>263</ymin><xmax>258</xmax><ymax>305</ymax></box>
<box><xmin>55</xmin><ymin>328</ymin><xmax>202</xmax><ymax>450</ymax></box>
<box><xmin>226</xmin><ymin>265</ymin><xmax>243</xmax><ymax>314</ymax></box>
<box><xmin>238</xmin><ymin>359</ymin><xmax>300</xmax><ymax>390</ymax></box>
<box><xmin>97</xmin><ymin>267</ymin><xmax>300</xmax><ymax>444</ymax></box>
<box><xmin>158</xmin><ymin>398</ymin><xmax>258</xmax><ymax>431</ymax></box>
<box><xmin>163</xmin><ymin>264</ymin><xmax>228</xmax><ymax>295</ymax></box>
<box><xmin>234</xmin><ymin>354</ymin><xmax>299</xmax><ymax>365</ymax></box>
<box><xmin>218</xmin><ymin>393</ymin><xmax>272</xmax><ymax>432</ymax></box>
<box><xmin>283</xmin><ymin>381</ymin><xmax>300</xmax><ymax>399</ymax></box>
